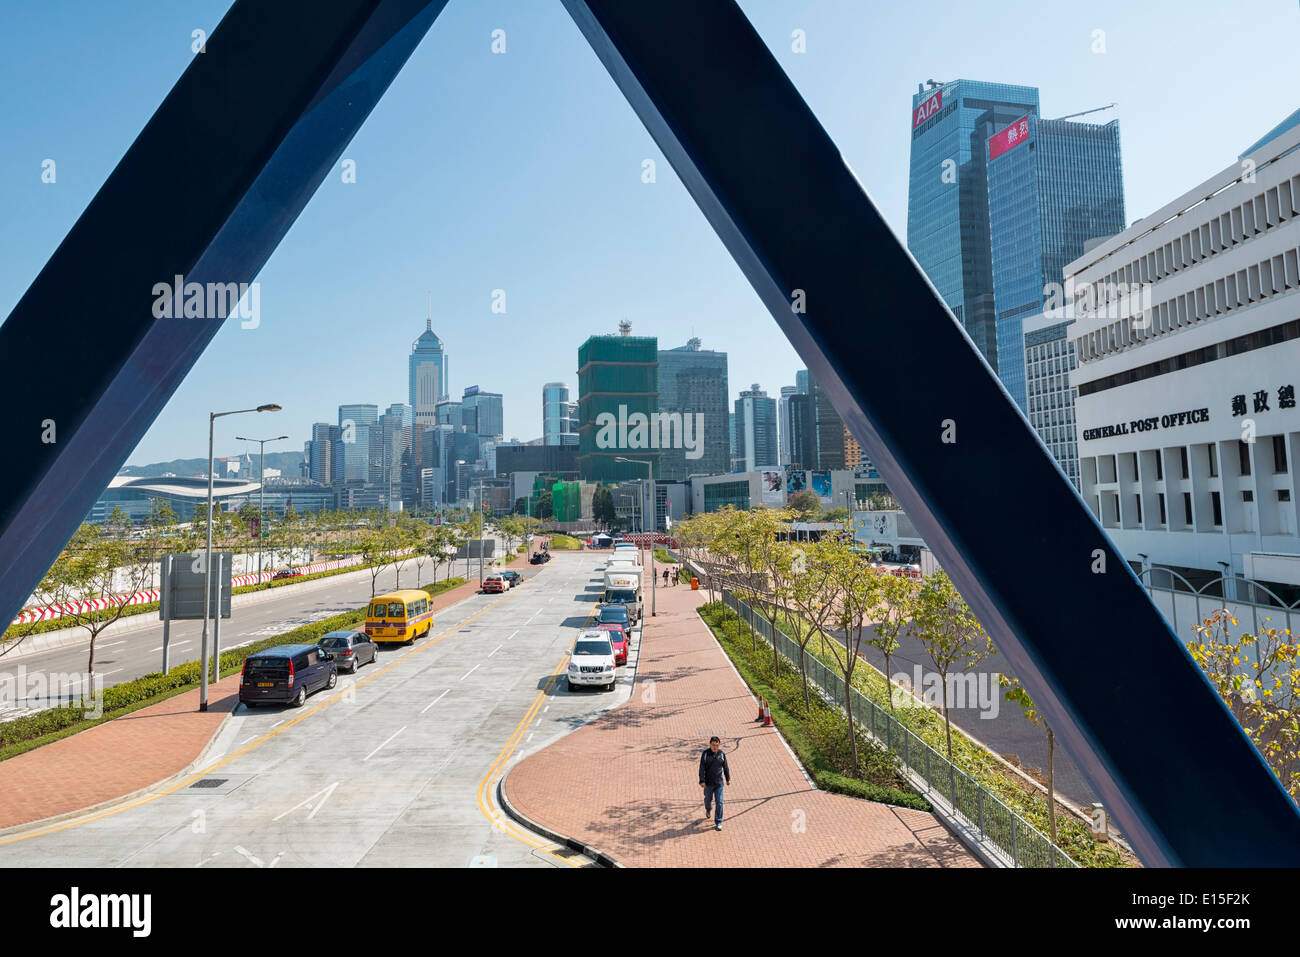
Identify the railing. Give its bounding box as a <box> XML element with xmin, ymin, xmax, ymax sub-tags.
<box><xmin>721</xmin><ymin>590</ymin><xmax>1080</xmax><ymax>868</ymax></box>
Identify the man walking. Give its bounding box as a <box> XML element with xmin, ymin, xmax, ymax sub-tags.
<box><xmin>698</xmin><ymin>735</ymin><xmax>731</xmax><ymax>830</ymax></box>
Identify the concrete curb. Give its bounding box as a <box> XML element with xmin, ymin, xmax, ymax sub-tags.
<box><xmin>0</xmin><ymin>704</ymin><xmax>236</xmax><ymax>840</ymax></box>
<box><xmin>496</xmin><ymin>774</ymin><xmax>621</xmax><ymax>868</ymax></box>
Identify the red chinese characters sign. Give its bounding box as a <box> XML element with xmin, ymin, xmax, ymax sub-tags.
<box><xmin>912</xmin><ymin>89</ymin><xmax>942</xmax><ymax>129</ymax></box>
<box><xmin>989</xmin><ymin>115</ymin><xmax>1031</xmax><ymax>160</ymax></box>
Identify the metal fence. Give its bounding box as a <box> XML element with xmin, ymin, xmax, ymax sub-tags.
<box><xmin>721</xmin><ymin>590</ymin><xmax>1080</xmax><ymax>868</ymax></box>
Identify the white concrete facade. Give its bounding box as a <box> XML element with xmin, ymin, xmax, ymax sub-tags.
<box><xmin>1066</xmin><ymin>123</ymin><xmax>1300</xmax><ymax>584</ymax></box>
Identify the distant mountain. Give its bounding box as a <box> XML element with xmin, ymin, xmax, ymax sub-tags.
<box><xmin>119</xmin><ymin>450</ymin><xmax>305</xmax><ymax>479</ymax></box>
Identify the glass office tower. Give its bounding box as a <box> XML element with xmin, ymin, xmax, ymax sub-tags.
<box><xmin>657</xmin><ymin>337</ymin><xmax>730</xmax><ymax>480</ymax></box>
<box><xmin>907</xmin><ymin>79</ymin><xmax>1041</xmax><ymax>371</ymax></box>
<box><xmin>577</xmin><ymin>331</ymin><xmax>660</xmax><ymax>482</ymax></box>
<box><xmin>987</xmin><ymin>113</ymin><xmax>1125</xmax><ymax>409</ymax></box>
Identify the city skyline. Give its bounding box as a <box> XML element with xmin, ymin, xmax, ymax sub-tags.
<box><xmin>3</xmin><ymin>2</ymin><xmax>1291</xmax><ymax>468</ymax></box>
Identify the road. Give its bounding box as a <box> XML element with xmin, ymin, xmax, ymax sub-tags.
<box><xmin>0</xmin><ymin>551</ymin><xmax>638</xmax><ymax>867</ymax></box>
<box><xmin>0</xmin><ymin>543</ymin><xmax>505</xmax><ymax>721</ymax></box>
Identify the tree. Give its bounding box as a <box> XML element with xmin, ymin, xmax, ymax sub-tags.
<box><xmin>592</xmin><ymin>484</ymin><xmax>617</xmax><ymax>527</ymax></box>
<box><xmin>387</xmin><ymin>524</ymin><xmax>415</xmax><ymax>588</ymax></box>
<box><xmin>821</xmin><ymin>537</ymin><xmax>882</xmax><ymax>776</ymax></box>
<box><xmin>780</xmin><ymin>535</ymin><xmax>840</xmax><ymax>713</ymax></box>
<box><xmin>909</xmin><ymin>570</ymin><xmax>997</xmax><ymax>760</ymax></box>
<box><xmin>411</xmin><ymin>522</ymin><xmax>434</xmax><ymax>587</ymax></box>
<box><xmin>358</xmin><ymin>531</ymin><xmax>388</xmax><ymax>597</ymax></box>
<box><xmin>823</xmin><ymin>506</ymin><xmax>849</xmax><ymax>524</ymax></box>
<box><xmin>1000</xmin><ymin>675</ymin><xmax>1059</xmax><ymax>841</ymax></box>
<box><xmin>866</xmin><ymin>573</ymin><xmax>918</xmax><ymax>712</ymax></box>
<box><xmin>535</xmin><ymin>490</ymin><xmax>553</xmax><ymax>520</ymax></box>
<box><xmin>787</xmin><ymin>489</ymin><xmax>822</xmax><ymax>520</ymax></box>
<box><xmin>1190</xmin><ymin>609</ymin><xmax>1300</xmax><ymax>802</ymax></box>
<box><xmin>37</xmin><ymin>509</ymin><xmax>153</xmax><ymax>676</ymax></box>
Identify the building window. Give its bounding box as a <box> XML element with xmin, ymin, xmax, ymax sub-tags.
<box><xmin>1208</xmin><ymin>444</ymin><xmax>1218</xmax><ymax>478</ymax></box>
<box><xmin>1180</xmin><ymin>447</ymin><xmax>1189</xmax><ymax>479</ymax></box>
<box><xmin>1242</xmin><ymin>490</ymin><xmax>1254</xmax><ymax>502</ymax></box>
<box><xmin>1274</xmin><ymin>435</ymin><xmax>1289</xmax><ymax>473</ymax></box>
<box><xmin>1155</xmin><ymin>453</ymin><xmax>1163</xmax><ymax>481</ymax></box>
<box><xmin>1211</xmin><ymin>491</ymin><xmax>1223</xmax><ymax>526</ymax></box>
<box><xmin>1280</xmin><ymin>490</ymin><xmax>1292</xmax><ymax>502</ymax></box>
<box><xmin>1135</xmin><ymin>495</ymin><xmax>1142</xmax><ymax>523</ymax></box>
<box><xmin>1184</xmin><ymin>492</ymin><xmax>1193</xmax><ymax>525</ymax></box>
<box><xmin>1158</xmin><ymin>492</ymin><xmax>1167</xmax><ymax>525</ymax></box>
<box><xmin>1238</xmin><ymin>440</ymin><xmax>1251</xmax><ymax>476</ymax></box>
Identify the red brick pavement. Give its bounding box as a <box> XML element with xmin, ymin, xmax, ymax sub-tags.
<box><xmin>0</xmin><ymin>574</ymin><xmax>490</xmax><ymax>832</ymax></box>
<box><xmin>504</xmin><ymin>580</ymin><xmax>980</xmax><ymax>867</ymax></box>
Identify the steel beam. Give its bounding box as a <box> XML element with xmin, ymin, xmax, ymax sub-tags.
<box><xmin>561</xmin><ymin>0</ymin><xmax>1300</xmax><ymax>864</ymax></box>
<box><xmin>0</xmin><ymin>1</ymin><xmax>449</xmax><ymax>627</ymax></box>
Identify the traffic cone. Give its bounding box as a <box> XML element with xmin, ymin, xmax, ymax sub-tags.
<box><xmin>762</xmin><ymin>700</ymin><xmax>773</xmax><ymax>727</ymax></box>
<box><xmin>756</xmin><ymin>697</ymin><xmax>766</xmax><ymax>722</ymax></box>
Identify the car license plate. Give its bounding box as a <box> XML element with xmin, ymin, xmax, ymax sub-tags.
<box><xmin>257</xmin><ymin>682</ymin><xmax>273</xmax><ymax>687</ymax></box>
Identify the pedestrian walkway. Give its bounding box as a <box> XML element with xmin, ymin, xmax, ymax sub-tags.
<box><xmin>503</xmin><ymin>579</ymin><xmax>979</xmax><ymax>867</ymax></box>
<box><xmin>0</xmin><ymin>574</ymin><xmax>494</xmax><ymax>832</ymax></box>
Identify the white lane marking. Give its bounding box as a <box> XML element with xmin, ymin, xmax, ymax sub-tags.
<box><xmin>526</xmin><ymin>732</ymin><xmax>534</xmax><ymax>743</ymax></box>
<box><xmin>273</xmin><ymin>781</ymin><xmax>339</xmax><ymax>820</ymax></box>
<box><xmin>421</xmin><ymin>689</ymin><xmax>449</xmax><ymax>714</ymax></box>
<box><xmin>526</xmin><ymin>609</ymin><xmax>541</xmax><ymax>623</ymax></box>
<box><xmin>543</xmin><ymin>705</ymin><xmax>550</xmax><ymax>713</ymax></box>
<box><xmin>506</xmin><ymin>630</ymin><xmax>518</xmax><ymax>641</ymax></box>
<box><xmin>364</xmin><ymin>727</ymin><xmax>406</xmax><ymax>762</ymax></box>
<box><xmin>150</xmin><ymin>640</ymin><xmax>193</xmax><ymax>652</ymax></box>
<box><xmin>488</xmin><ymin>644</ymin><xmax>502</xmax><ymax>657</ymax></box>
<box><xmin>99</xmin><ymin>640</ymin><xmax>128</xmax><ymax>648</ymax></box>
<box><xmin>271</xmin><ymin>720</ymin><xmax>285</xmax><ymax>729</ymax></box>
<box><xmin>460</xmin><ymin>663</ymin><xmax>481</xmax><ymax>681</ymax></box>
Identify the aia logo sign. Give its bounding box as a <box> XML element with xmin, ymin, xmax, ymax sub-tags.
<box><xmin>913</xmin><ymin>89</ymin><xmax>942</xmax><ymax>129</ymax></box>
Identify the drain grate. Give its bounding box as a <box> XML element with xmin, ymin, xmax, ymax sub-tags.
<box><xmin>191</xmin><ymin>779</ymin><xmax>227</xmax><ymax>789</ymax></box>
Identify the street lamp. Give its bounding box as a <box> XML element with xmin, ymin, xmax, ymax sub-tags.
<box><xmin>203</xmin><ymin>404</ymin><xmax>280</xmax><ymax>711</ymax></box>
<box><xmin>235</xmin><ymin>433</ymin><xmax>288</xmax><ymax>584</ymax></box>
<box><xmin>616</xmin><ymin>457</ymin><xmax>655</xmax><ymax>617</ymax></box>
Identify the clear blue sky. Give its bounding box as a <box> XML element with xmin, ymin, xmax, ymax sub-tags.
<box><xmin>2</xmin><ymin>0</ymin><xmax>1296</xmax><ymax>467</ymax></box>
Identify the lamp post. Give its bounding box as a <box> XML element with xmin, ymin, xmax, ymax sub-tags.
<box><xmin>202</xmin><ymin>404</ymin><xmax>280</xmax><ymax>711</ymax></box>
<box><xmin>616</xmin><ymin>457</ymin><xmax>655</xmax><ymax>617</ymax></box>
<box><xmin>235</xmin><ymin>433</ymin><xmax>288</xmax><ymax>585</ymax></box>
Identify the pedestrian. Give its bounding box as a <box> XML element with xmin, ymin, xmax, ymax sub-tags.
<box><xmin>663</xmin><ymin>567</ymin><xmax>670</xmax><ymax>588</ymax></box>
<box><xmin>698</xmin><ymin>735</ymin><xmax>731</xmax><ymax>830</ymax></box>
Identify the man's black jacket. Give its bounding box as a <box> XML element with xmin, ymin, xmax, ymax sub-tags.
<box><xmin>699</xmin><ymin>748</ymin><xmax>731</xmax><ymax>786</ymax></box>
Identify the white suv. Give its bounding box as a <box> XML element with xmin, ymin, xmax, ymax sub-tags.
<box><xmin>567</xmin><ymin>631</ymin><xmax>617</xmax><ymax>692</ymax></box>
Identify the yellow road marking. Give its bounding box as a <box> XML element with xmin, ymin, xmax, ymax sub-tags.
<box><xmin>0</xmin><ymin>591</ymin><xmax>512</xmax><ymax>846</ymax></box>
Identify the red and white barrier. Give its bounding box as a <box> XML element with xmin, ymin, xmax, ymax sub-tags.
<box><xmin>10</xmin><ymin>554</ymin><xmax>375</xmax><ymax>627</ymax></box>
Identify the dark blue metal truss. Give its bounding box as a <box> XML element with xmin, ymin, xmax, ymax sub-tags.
<box><xmin>2</xmin><ymin>0</ymin><xmax>1296</xmax><ymax>865</ymax></box>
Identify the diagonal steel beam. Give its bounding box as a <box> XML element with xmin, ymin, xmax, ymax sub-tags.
<box><xmin>561</xmin><ymin>0</ymin><xmax>1300</xmax><ymax>864</ymax></box>
<box><xmin>0</xmin><ymin>0</ymin><xmax>449</xmax><ymax>628</ymax></box>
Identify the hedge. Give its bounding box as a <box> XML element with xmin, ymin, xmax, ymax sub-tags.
<box><xmin>697</xmin><ymin>602</ymin><xmax>928</xmax><ymax>811</ymax></box>
<box><xmin>0</xmin><ymin>576</ymin><xmax>470</xmax><ymax>761</ymax></box>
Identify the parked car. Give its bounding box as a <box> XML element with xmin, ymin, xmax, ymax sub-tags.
<box><xmin>239</xmin><ymin>644</ymin><xmax>337</xmax><ymax>708</ymax></box>
<box><xmin>500</xmin><ymin>569</ymin><xmax>522</xmax><ymax>588</ymax></box>
<box><xmin>318</xmin><ymin>630</ymin><xmax>377</xmax><ymax>673</ymax></box>
<box><xmin>567</xmin><ymin>632</ymin><xmax>617</xmax><ymax>692</ymax></box>
<box><xmin>595</xmin><ymin>621</ymin><xmax>628</xmax><ymax>665</ymax></box>
<box><xmin>596</xmin><ymin>603</ymin><xmax>631</xmax><ymax>631</ymax></box>
<box><xmin>482</xmin><ymin>574</ymin><xmax>507</xmax><ymax>594</ymax></box>
<box><xmin>272</xmin><ymin>568</ymin><xmax>304</xmax><ymax>580</ymax></box>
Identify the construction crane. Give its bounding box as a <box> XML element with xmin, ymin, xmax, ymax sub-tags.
<box><xmin>1052</xmin><ymin>102</ymin><xmax>1118</xmax><ymax>121</ymax></box>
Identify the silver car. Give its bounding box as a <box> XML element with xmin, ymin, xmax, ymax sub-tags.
<box><xmin>318</xmin><ymin>630</ymin><xmax>378</xmax><ymax>673</ymax></box>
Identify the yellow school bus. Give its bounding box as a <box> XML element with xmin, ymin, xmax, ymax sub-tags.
<box><xmin>363</xmin><ymin>590</ymin><xmax>434</xmax><ymax>644</ymax></box>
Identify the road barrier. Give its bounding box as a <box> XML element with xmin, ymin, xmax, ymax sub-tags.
<box><xmin>721</xmin><ymin>590</ymin><xmax>1080</xmax><ymax>868</ymax></box>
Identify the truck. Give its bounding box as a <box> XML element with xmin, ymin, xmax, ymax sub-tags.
<box><xmin>610</xmin><ymin>543</ymin><xmax>641</xmax><ymax>566</ymax></box>
<box><xmin>603</xmin><ymin>565</ymin><xmax>643</xmax><ymax>624</ymax></box>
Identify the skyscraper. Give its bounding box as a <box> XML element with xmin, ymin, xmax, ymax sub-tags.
<box><xmin>907</xmin><ymin>78</ymin><xmax>1041</xmax><ymax>370</ymax></box>
<box><xmin>462</xmin><ymin>386</ymin><xmax>503</xmax><ymax>440</ymax></box>
<box><xmin>310</xmin><ymin>422</ymin><xmax>340</xmax><ymax>485</ymax></box>
<box><xmin>657</xmin><ymin>337</ymin><xmax>730</xmax><ymax>480</ymax></box>
<box><xmin>577</xmin><ymin>327</ymin><xmax>660</xmax><ymax>482</ymax></box>
<box><xmin>337</xmin><ymin>403</ymin><xmax>378</xmax><ymax>484</ymax></box>
<box><xmin>542</xmin><ymin>382</ymin><xmax>575</xmax><ymax>446</ymax></box>
<box><xmin>409</xmin><ymin>317</ymin><xmax>449</xmax><ymax>415</ymax></box>
<box><xmin>986</xmin><ymin>111</ymin><xmax>1125</xmax><ymax>409</ymax></box>
<box><xmin>733</xmin><ymin>384</ymin><xmax>778</xmax><ymax>473</ymax></box>
<box><xmin>778</xmin><ymin>385</ymin><xmax>797</xmax><ymax>466</ymax></box>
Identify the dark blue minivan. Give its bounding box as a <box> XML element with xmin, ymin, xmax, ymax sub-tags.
<box><xmin>239</xmin><ymin>643</ymin><xmax>337</xmax><ymax>708</ymax></box>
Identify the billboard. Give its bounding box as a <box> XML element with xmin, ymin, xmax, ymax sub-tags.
<box><xmin>810</xmin><ymin>470</ymin><xmax>832</xmax><ymax>504</ymax></box>
<box><xmin>988</xmin><ymin>114</ymin><xmax>1031</xmax><ymax>160</ymax></box>
<box><xmin>912</xmin><ymin>89</ymin><xmax>942</xmax><ymax>129</ymax></box>
<box><xmin>785</xmin><ymin>468</ymin><xmax>808</xmax><ymax>494</ymax></box>
<box><xmin>760</xmin><ymin>469</ymin><xmax>784</xmax><ymax>505</ymax></box>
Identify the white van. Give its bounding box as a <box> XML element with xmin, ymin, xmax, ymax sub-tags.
<box><xmin>603</xmin><ymin>565</ymin><xmax>643</xmax><ymax>623</ymax></box>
